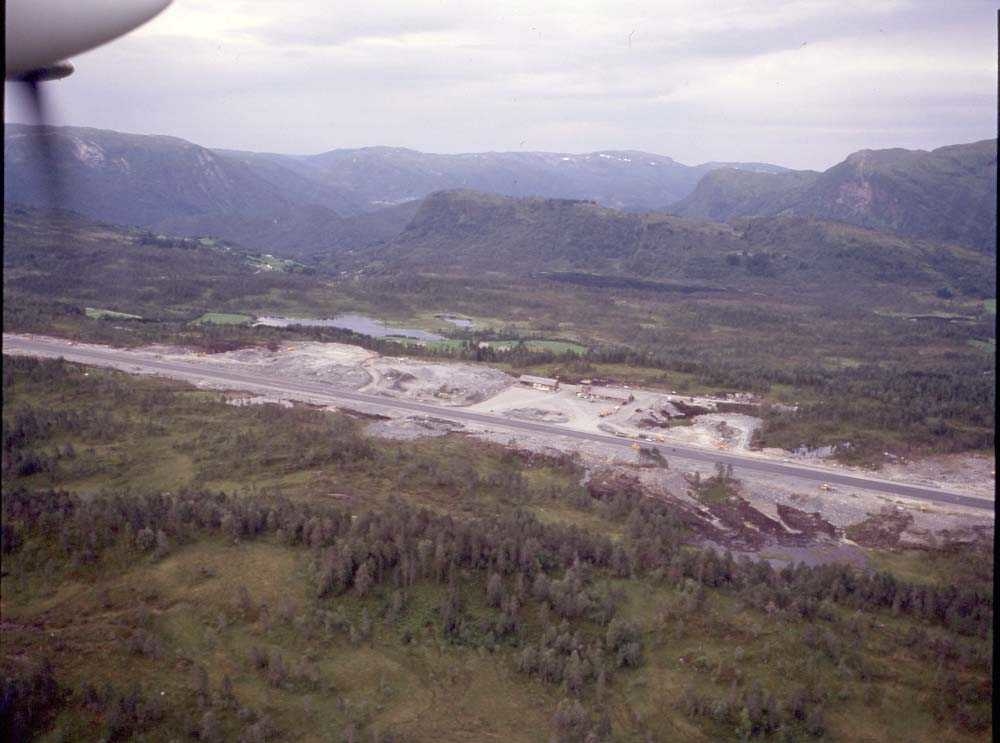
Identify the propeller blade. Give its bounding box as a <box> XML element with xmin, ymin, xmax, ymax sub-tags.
<box><xmin>17</xmin><ymin>74</ymin><xmax>65</xmax><ymax>212</ymax></box>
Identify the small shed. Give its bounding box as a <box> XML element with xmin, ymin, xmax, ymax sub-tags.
<box><xmin>518</xmin><ymin>374</ymin><xmax>560</xmax><ymax>392</ymax></box>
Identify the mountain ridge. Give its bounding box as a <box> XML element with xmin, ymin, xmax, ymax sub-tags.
<box><xmin>357</xmin><ymin>189</ymin><xmax>994</xmax><ymax>300</ymax></box>
<box><xmin>670</xmin><ymin>139</ymin><xmax>996</xmax><ymax>253</ymax></box>
<box><xmin>5</xmin><ymin>124</ymin><xmax>994</xmax><ymax>258</ymax></box>
<box><xmin>4</xmin><ymin>123</ymin><xmax>785</xmax><ymax>218</ymax></box>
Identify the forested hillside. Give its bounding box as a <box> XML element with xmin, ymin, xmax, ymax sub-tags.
<box><xmin>365</xmin><ymin>190</ymin><xmax>995</xmax><ymax>301</ymax></box>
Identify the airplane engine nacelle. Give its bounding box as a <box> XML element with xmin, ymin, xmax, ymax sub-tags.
<box><xmin>5</xmin><ymin>0</ymin><xmax>172</xmax><ymax>79</ymax></box>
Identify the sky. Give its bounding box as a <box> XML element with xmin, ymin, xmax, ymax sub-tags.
<box><xmin>4</xmin><ymin>0</ymin><xmax>997</xmax><ymax>169</ymax></box>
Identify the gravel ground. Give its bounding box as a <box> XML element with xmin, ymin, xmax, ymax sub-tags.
<box><xmin>504</xmin><ymin>408</ymin><xmax>570</xmax><ymax>423</ymax></box>
<box><xmin>186</xmin><ymin>342</ymin><xmax>375</xmax><ymax>389</ymax></box>
<box><xmin>759</xmin><ymin>448</ymin><xmax>995</xmax><ymax>500</ymax></box>
<box><xmin>362</xmin><ymin>355</ymin><xmax>512</xmax><ymax>406</ymax></box>
<box><xmin>366</xmin><ymin>416</ymin><xmax>465</xmax><ymax>440</ymax></box>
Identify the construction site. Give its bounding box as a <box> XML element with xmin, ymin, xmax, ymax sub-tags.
<box><xmin>4</xmin><ymin>332</ymin><xmax>994</xmax><ymax>561</ymax></box>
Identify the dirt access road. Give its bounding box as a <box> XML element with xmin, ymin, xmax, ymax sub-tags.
<box><xmin>3</xmin><ymin>334</ymin><xmax>992</xmax><ymax>512</ymax></box>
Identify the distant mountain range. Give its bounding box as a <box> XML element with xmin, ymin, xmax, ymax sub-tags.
<box><xmin>3</xmin><ymin>124</ymin><xmax>995</xmax><ymax>259</ymax></box>
<box><xmin>219</xmin><ymin>146</ymin><xmax>785</xmax><ymax>212</ymax></box>
<box><xmin>670</xmin><ymin>140</ymin><xmax>996</xmax><ymax>253</ymax></box>
<box><xmin>4</xmin><ymin>124</ymin><xmax>782</xmax><ymax>254</ymax></box>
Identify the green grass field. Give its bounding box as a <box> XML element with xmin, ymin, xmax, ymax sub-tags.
<box><xmin>483</xmin><ymin>339</ymin><xmax>587</xmax><ymax>355</ymax></box>
<box><xmin>385</xmin><ymin>336</ymin><xmax>469</xmax><ymax>352</ymax></box>
<box><xmin>84</xmin><ymin>307</ymin><xmax>143</xmax><ymax>321</ymax></box>
<box><xmin>191</xmin><ymin>312</ymin><xmax>254</xmax><ymax>326</ymax></box>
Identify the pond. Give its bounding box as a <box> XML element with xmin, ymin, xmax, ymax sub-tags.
<box><xmin>254</xmin><ymin>314</ymin><xmax>444</xmax><ymax>341</ymax></box>
<box><xmin>436</xmin><ymin>314</ymin><xmax>475</xmax><ymax>329</ymax></box>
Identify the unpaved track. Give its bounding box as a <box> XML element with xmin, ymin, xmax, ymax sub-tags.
<box><xmin>3</xmin><ymin>334</ymin><xmax>993</xmax><ymax>513</ymax></box>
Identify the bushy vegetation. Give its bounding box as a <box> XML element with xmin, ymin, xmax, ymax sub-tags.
<box><xmin>1</xmin><ymin>356</ymin><xmax>993</xmax><ymax>741</ymax></box>
<box><xmin>5</xmin><ymin>205</ymin><xmax>995</xmax><ymax>465</ymax></box>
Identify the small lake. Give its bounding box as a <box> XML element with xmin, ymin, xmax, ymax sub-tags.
<box><xmin>436</xmin><ymin>314</ymin><xmax>475</xmax><ymax>329</ymax></box>
<box><xmin>254</xmin><ymin>314</ymin><xmax>444</xmax><ymax>341</ymax></box>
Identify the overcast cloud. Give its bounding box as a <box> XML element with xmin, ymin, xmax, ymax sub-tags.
<box><xmin>4</xmin><ymin>0</ymin><xmax>996</xmax><ymax>169</ymax></box>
